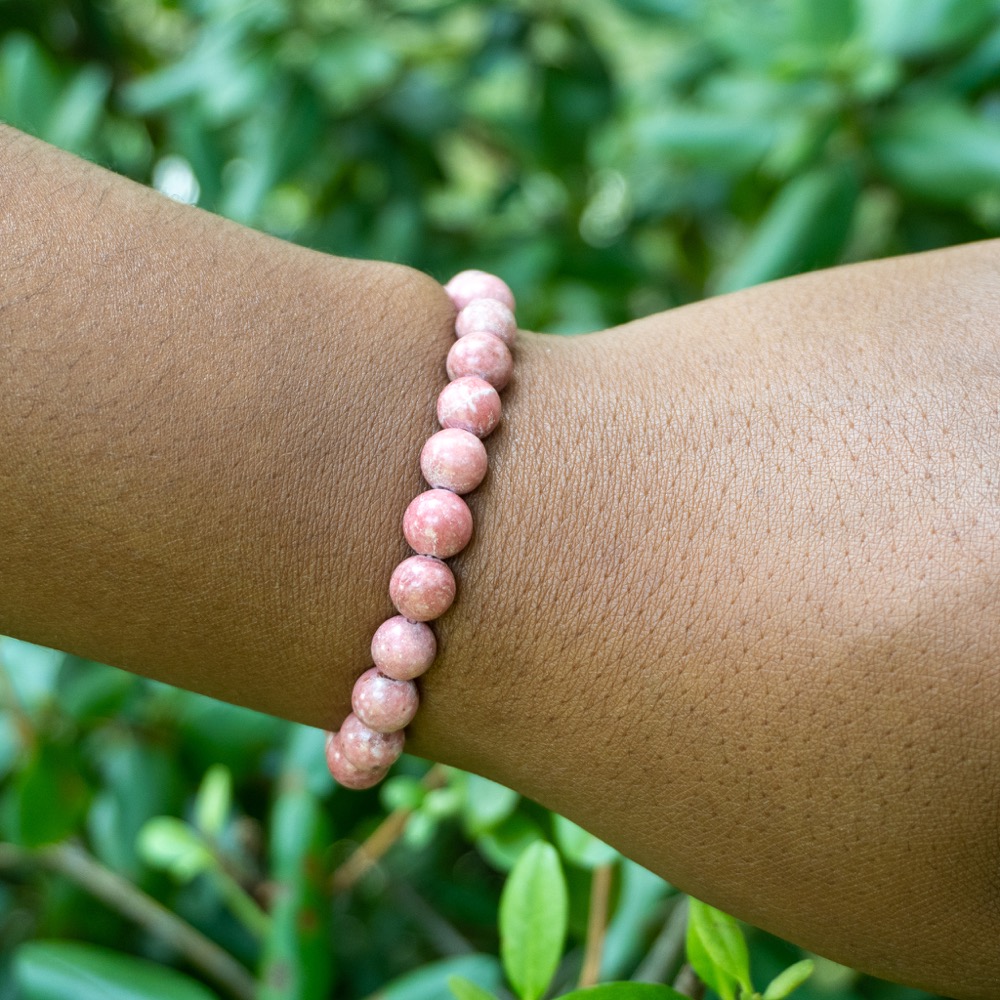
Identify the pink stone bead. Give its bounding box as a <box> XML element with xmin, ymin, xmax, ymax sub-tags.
<box><xmin>437</xmin><ymin>376</ymin><xmax>501</xmax><ymax>439</ymax></box>
<box><xmin>420</xmin><ymin>429</ymin><xmax>488</xmax><ymax>495</ymax></box>
<box><xmin>371</xmin><ymin>615</ymin><xmax>437</xmax><ymax>680</ymax></box>
<box><xmin>447</xmin><ymin>332</ymin><xmax>514</xmax><ymax>390</ymax></box>
<box><xmin>389</xmin><ymin>555</ymin><xmax>456</xmax><ymax>621</ymax></box>
<box><xmin>403</xmin><ymin>488</ymin><xmax>473</xmax><ymax>558</ymax></box>
<box><xmin>325</xmin><ymin>731</ymin><xmax>386</xmax><ymax>790</ymax></box>
<box><xmin>339</xmin><ymin>712</ymin><xmax>405</xmax><ymax>771</ymax></box>
<box><xmin>455</xmin><ymin>299</ymin><xmax>517</xmax><ymax>347</ymax></box>
<box><xmin>352</xmin><ymin>667</ymin><xmax>419</xmax><ymax>733</ymax></box>
<box><xmin>444</xmin><ymin>270</ymin><xmax>516</xmax><ymax>311</ymax></box>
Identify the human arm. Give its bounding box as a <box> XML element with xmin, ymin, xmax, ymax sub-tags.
<box><xmin>2</xmin><ymin>124</ymin><xmax>999</xmax><ymax>998</ymax></box>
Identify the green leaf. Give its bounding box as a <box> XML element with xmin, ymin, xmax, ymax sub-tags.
<box><xmin>45</xmin><ymin>64</ymin><xmax>111</xmax><ymax>154</ymax></box>
<box><xmin>499</xmin><ymin>841</ymin><xmax>568</xmax><ymax>1000</ymax></box>
<box><xmin>559</xmin><ymin>985</ymin><xmax>690</xmax><ymax>1000</ymax></box>
<box><xmin>14</xmin><ymin>941</ymin><xmax>219</xmax><ymax>1000</ymax></box>
<box><xmin>476</xmin><ymin>812</ymin><xmax>544</xmax><ymax>871</ymax></box>
<box><xmin>552</xmin><ymin>814</ymin><xmax>619</xmax><ymax>869</ymax></box>
<box><xmin>460</xmin><ymin>771</ymin><xmax>520</xmax><ymax>836</ymax></box>
<box><xmin>5</xmin><ymin>744</ymin><xmax>89</xmax><ymax>847</ymax></box>
<box><xmin>714</xmin><ymin>163</ymin><xmax>857</xmax><ymax>293</ymax></box>
<box><xmin>685</xmin><ymin>911</ymin><xmax>736</xmax><ymax>1000</ymax></box>
<box><xmin>380</xmin><ymin>774</ymin><xmax>427</xmax><ymax>812</ymax></box>
<box><xmin>448</xmin><ymin>975</ymin><xmax>499</xmax><ymax>1000</ymax></box>
<box><xmin>874</xmin><ymin>101</ymin><xmax>1000</xmax><ymax>204</ymax></box>
<box><xmin>259</xmin><ymin>728</ymin><xmax>334</xmax><ymax>1000</ymax></box>
<box><xmin>374</xmin><ymin>955</ymin><xmax>502</xmax><ymax>1000</ymax></box>
<box><xmin>0</xmin><ymin>638</ymin><xmax>65</xmax><ymax>713</ymax></box>
<box><xmin>686</xmin><ymin>899</ymin><xmax>752</xmax><ymax>994</ymax></box>
<box><xmin>136</xmin><ymin>817</ymin><xmax>214</xmax><ymax>881</ymax></box>
<box><xmin>193</xmin><ymin>764</ymin><xmax>232</xmax><ymax>838</ymax></box>
<box><xmin>635</xmin><ymin>110</ymin><xmax>781</xmax><ymax>172</ymax></box>
<box><xmin>858</xmin><ymin>0</ymin><xmax>995</xmax><ymax>58</ymax></box>
<box><xmin>763</xmin><ymin>959</ymin><xmax>815</xmax><ymax>999</ymax></box>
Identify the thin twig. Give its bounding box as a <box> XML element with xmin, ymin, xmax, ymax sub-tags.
<box><xmin>578</xmin><ymin>862</ymin><xmax>614</xmax><ymax>989</ymax></box>
<box><xmin>632</xmin><ymin>894</ymin><xmax>688</xmax><ymax>984</ymax></box>
<box><xmin>331</xmin><ymin>763</ymin><xmax>448</xmax><ymax>893</ymax></box>
<box><xmin>0</xmin><ymin>840</ymin><xmax>257</xmax><ymax>1000</ymax></box>
<box><xmin>673</xmin><ymin>962</ymin><xmax>705</xmax><ymax>1000</ymax></box>
<box><xmin>389</xmin><ymin>879</ymin><xmax>475</xmax><ymax>956</ymax></box>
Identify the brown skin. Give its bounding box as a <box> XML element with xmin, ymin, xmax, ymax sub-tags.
<box><xmin>2</xmin><ymin>124</ymin><xmax>999</xmax><ymax>997</ymax></box>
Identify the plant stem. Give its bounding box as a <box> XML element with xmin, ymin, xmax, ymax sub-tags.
<box><xmin>578</xmin><ymin>862</ymin><xmax>614</xmax><ymax>988</ymax></box>
<box><xmin>632</xmin><ymin>894</ymin><xmax>688</xmax><ymax>984</ymax></box>
<box><xmin>209</xmin><ymin>863</ymin><xmax>271</xmax><ymax>941</ymax></box>
<box><xmin>331</xmin><ymin>763</ymin><xmax>448</xmax><ymax>893</ymax></box>
<box><xmin>0</xmin><ymin>840</ymin><xmax>257</xmax><ymax>1000</ymax></box>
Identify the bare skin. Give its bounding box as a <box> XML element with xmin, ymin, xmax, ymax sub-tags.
<box><xmin>2</xmin><ymin>125</ymin><xmax>998</xmax><ymax>998</ymax></box>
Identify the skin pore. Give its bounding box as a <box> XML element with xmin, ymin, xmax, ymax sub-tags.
<box><xmin>2</xmin><ymin>125</ymin><xmax>999</xmax><ymax>997</ymax></box>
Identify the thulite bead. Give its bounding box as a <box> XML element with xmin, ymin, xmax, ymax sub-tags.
<box><xmin>352</xmin><ymin>667</ymin><xmax>419</xmax><ymax>733</ymax></box>
<box><xmin>403</xmin><ymin>489</ymin><xmax>473</xmax><ymax>558</ymax></box>
<box><xmin>447</xmin><ymin>332</ymin><xmax>514</xmax><ymax>390</ymax></box>
<box><xmin>420</xmin><ymin>429</ymin><xmax>488</xmax><ymax>494</ymax></box>
<box><xmin>437</xmin><ymin>376</ymin><xmax>501</xmax><ymax>438</ymax></box>
<box><xmin>389</xmin><ymin>555</ymin><xmax>456</xmax><ymax>621</ymax></box>
<box><xmin>371</xmin><ymin>615</ymin><xmax>437</xmax><ymax>679</ymax></box>
<box><xmin>444</xmin><ymin>270</ymin><xmax>515</xmax><ymax>311</ymax></box>
<box><xmin>325</xmin><ymin>731</ymin><xmax>386</xmax><ymax>789</ymax></box>
<box><xmin>339</xmin><ymin>712</ymin><xmax>405</xmax><ymax>771</ymax></box>
<box><xmin>455</xmin><ymin>299</ymin><xmax>517</xmax><ymax>347</ymax></box>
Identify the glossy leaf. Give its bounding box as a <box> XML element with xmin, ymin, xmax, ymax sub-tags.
<box><xmin>763</xmin><ymin>959</ymin><xmax>815</xmax><ymax>999</ymax></box>
<box><xmin>552</xmin><ymin>814</ymin><xmax>619</xmax><ymax>869</ymax></box>
<box><xmin>685</xmin><ymin>911</ymin><xmax>737</xmax><ymax>1000</ymax></box>
<box><xmin>714</xmin><ymin>164</ymin><xmax>857</xmax><ymax>293</ymax></box>
<box><xmin>448</xmin><ymin>975</ymin><xmax>499</xmax><ymax>1000</ymax></box>
<box><xmin>874</xmin><ymin>101</ymin><xmax>1000</xmax><ymax>203</ymax></box>
<box><xmin>476</xmin><ymin>812</ymin><xmax>545</xmax><ymax>871</ymax></box>
<box><xmin>6</xmin><ymin>744</ymin><xmax>89</xmax><ymax>847</ymax></box>
<box><xmin>193</xmin><ymin>764</ymin><xmax>231</xmax><ymax>838</ymax></box>
<box><xmin>499</xmin><ymin>841</ymin><xmax>568</xmax><ymax>1000</ymax></box>
<box><xmin>460</xmin><ymin>772</ymin><xmax>520</xmax><ymax>836</ymax></box>
<box><xmin>137</xmin><ymin>816</ymin><xmax>214</xmax><ymax>881</ymax></box>
<box><xmin>375</xmin><ymin>955</ymin><xmax>503</xmax><ymax>1000</ymax></box>
<box><xmin>559</xmin><ymin>985</ymin><xmax>690</xmax><ymax>1000</ymax></box>
<box><xmin>859</xmin><ymin>0</ymin><xmax>995</xmax><ymax>57</ymax></box>
<box><xmin>14</xmin><ymin>941</ymin><xmax>219</xmax><ymax>1000</ymax></box>
<box><xmin>687</xmin><ymin>898</ymin><xmax>752</xmax><ymax>994</ymax></box>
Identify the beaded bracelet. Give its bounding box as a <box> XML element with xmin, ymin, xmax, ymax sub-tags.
<box><xmin>324</xmin><ymin>269</ymin><xmax>517</xmax><ymax>790</ymax></box>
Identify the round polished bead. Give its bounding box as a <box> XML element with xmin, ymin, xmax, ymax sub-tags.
<box><xmin>420</xmin><ymin>429</ymin><xmax>488</xmax><ymax>495</ymax></box>
<box><xmin>389</xmin><ymin>555</ymin><xmax>456</xmax><ymax>621</ymax></box>
<box><xmin>403</xmin><ymin>489</ymin><xmax>473</xmax><ymax>558</ymax></box>
<box><xmin>352</xmin><ymin>667</ymin><xmax>419</xmax><ymax>733</ymax></box>
<box><xmin>447</xmin><ymin>332</ymin><xmax>514</xmax><ymax>390</ymax></box>
<box><xmin>437</xmin><ymin>376</ymin><xmax>501</xmax><ymax>438</ymax></box>
<box><xmin>455</xmin><ymin>299</ymin><xmax>517</xmax><ymax>347</ymax></box>
<box><xmin>444</xmin><ymin>270</ymin><xmax>515</xmax><ymax>312</ymax></box>
<box><xmin>339</xmin><ymin>712</ymin><xmax>405</xmax><ymax>771</ymax></box>
<box><xmin>325</xmin><ymin>731</ymin><xmax>386</xmax><ymax>789</ymax></box>
<box><xmin>371</xmin><ymin>615</ymin><xmax>437</xmax><ymax>679</ymax></box>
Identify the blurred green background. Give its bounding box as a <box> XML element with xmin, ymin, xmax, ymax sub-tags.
<box><xmin>2</xmin><ymin>0</ymin><xmax>999</xmax><ymax>998</ymax></box>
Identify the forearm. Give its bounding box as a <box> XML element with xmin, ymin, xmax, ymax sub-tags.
<box><xmin>425</xmin><ymin>242</ymin><xmax>1000</xmax><ymax>997</ymax></box>
<box><xmin>3</xmin><ymin>127</ymin><xmax>1000</xmax><ymax>997</ymax></box>
<box><xmin>0</xmin><ymin>124</ymin><xmax>455</xmax><ymax>723</ymax></box>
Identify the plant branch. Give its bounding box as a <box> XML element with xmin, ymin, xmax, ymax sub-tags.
<box><xmin>0</xmin><ymin>840</ymin><xmax>257</xmax><ymax>1000</ymax></box>
<box><xmin>632</xmin><ymin>894</ymin><xmax>688</xmax><ymax>984</ymax></box>
<box><xmin>331</xmin><ymin>763</ymin><xmax>448</xmax><ymax>893</ymax></box>
<box><xmin>578</xmin><ymin>862</ymin><xmax>614</xmax><ymax>989</ymax></box>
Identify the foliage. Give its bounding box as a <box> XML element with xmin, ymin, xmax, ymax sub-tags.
<box><xmin>0</xmin><ymin>0</ymin><xmax>991</xmax><ymax>997</ymax></box>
